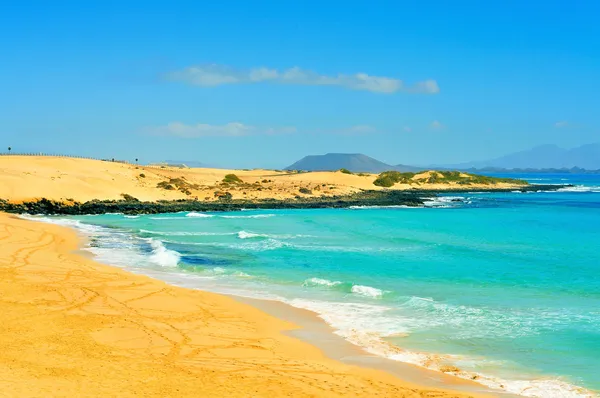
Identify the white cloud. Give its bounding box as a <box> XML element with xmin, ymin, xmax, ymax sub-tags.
<box><xmin>165</xmin><ymin>64</ymin><xmax>439</xmax><ymax>94</ymax></box>
<box><xmin>555</xmin><ymin>121</ymin><xmax>569</xmax><ymax>128</ymax></box>
<box><xmin>147</xmin><ymin>122</ymin><xmax>295</xmax><ymax>138</ymax></box>
<box><xmin>430</xmin><ymin>120</ymin><xmax>444</xmax><ymax>130</ymax></box>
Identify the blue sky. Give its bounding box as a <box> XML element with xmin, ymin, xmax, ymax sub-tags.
<box><xmin>1</xmin><ymin>0</ymin><xmax>598</xmax><ymax>168</ymax></box>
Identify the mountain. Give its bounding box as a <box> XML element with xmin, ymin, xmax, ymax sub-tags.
<box><xmin>446</xmin><ymin>144</ymin><xmax>600</xmax><ymax>170</ymax></box>
<box><xmin>285</xmin><ymin>153</ymin><xmax>420</xmax><ymax>173</ymax></box>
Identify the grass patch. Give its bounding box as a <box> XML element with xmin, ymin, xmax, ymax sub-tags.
<box><xmin>338</xmin><ymin>168</ymin><xmax>353</xmax><ymax>174</ymax></box>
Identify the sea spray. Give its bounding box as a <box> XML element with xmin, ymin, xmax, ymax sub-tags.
<box><xmin>148</xmin><ymin>239</ymin><xmax>181</xmax><ymax>268</ymax></box>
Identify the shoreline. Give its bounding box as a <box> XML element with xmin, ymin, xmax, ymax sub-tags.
<box><xmin>234</xmin><ymin>296</ymin><xmax>510</xmax><ymax>397</ymax></box>
<box><xmin>0</xmin><ymin>184</ymin><xmax>566</xmax><ymax>215</ymax></box>
<box><xmin>0</xmin><ymin>212</ymin><xmax>489</xmax><ymax>397</ymax></box>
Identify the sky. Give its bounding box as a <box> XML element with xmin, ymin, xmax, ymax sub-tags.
<box><xmin>1</xmin><ymin>0</ymin><xmax>599</xmax><ymax>168</ymax></box>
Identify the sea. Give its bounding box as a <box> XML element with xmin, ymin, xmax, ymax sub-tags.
<box><xmin>24</xmin><ymin>174</ymin><xmax>600</xmax><ymax>397</ymax></box>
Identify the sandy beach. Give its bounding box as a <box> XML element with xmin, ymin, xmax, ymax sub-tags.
<box><xmin>0</xmin><ymin>212</ymin><xmax>488</xmax><ymax>397</ymax></box>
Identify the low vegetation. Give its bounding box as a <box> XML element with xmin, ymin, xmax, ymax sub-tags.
<box><xmin>373</xmin><ymin>171</ymin><xmax>416</xmax><ymax>187</ymax></box>
<box><xmin>373</xmin><ymin>170</ymin><xmax>528</xmax><ymax>187</ymax></box>
<box><xmin>338</xmin><ymin>168</ymin><xmax>353</xmax><ymax>174</ymax></box>
<box><xmin>298</xmin><ymin>187</ymin><xmax>312</xmax><ymax>194</ymax></box>
<box><xmin>156</xmin><ymin>181</ymin><xmax>175</xmax><ymax>190</ymax></box>
<box><xmin>223</xmin><ymin>174</ymin><xmax>243</xmax><ymax>184</ymax></box>
<box><xmin>156</xmin><ymin>177</ymin><xmax>201</xmax><ymax>195</ymax></box>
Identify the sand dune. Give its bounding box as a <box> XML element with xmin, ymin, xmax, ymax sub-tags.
<box><xmin>0</xmin><ymin>156</ymin><xmax>523</xmax><ymax>203</ymax></box>
<box><xmin>0</xmin><ymin>213</ymin><xmax>483</xmax><ymax>397</ymax></box>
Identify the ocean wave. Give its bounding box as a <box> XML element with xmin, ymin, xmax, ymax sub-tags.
<box><xmin>209</xmin><ymin>267</ymin><xmax>252</xmax><ymax>278</ymax></box>
<box><xmin>302</xmin><ymin>278</ymin><xmax>385</xmax><ymax>298</ymax></box>
<box><xmin>124</xmin><ymin>215</ymin><xmax>140</xmax><ymax>219</ymax></box>
<box><xmin>351</xmin><ymin>284</ymin><xmax>384</xmax><ymax>298</ymax></box>
<box><xmin>236</xmin><ymin>230</ymin><xmax>313</xmax><ymax>240</ymax></box>
<box><xmin>140</xmin><ymin>229</ymin><xmax>234</xmax><ymax>236</ymax></box>
<box><xmin>148</xmin><ymin>239</ymin><xmax>181</xmax><ymax>267</ymax></box>
<box><xmin>237</xmin><ymin>230</ymin><xmax>266</xmax><ymax>239</ymax></box>
<box><xmin>186</xmin><ymin>212</ymin><xmax>215</xmax><ymax>218</ymax></box>
<box><xmin>19</xmin><ymin>215</ymin><xmax>106</xmax><ymax>234</ymax></box>
<box><xmin>422</xmin><ymin>196</ymin><xmax>467</xmax><ymax>208</ymax></box>
<box><xmin>220</xmin><ymin>214</ymin><xmax>276</xmax><ymax>219</ymax></box>
<box><xmin>348</xmin><ymin>205</ymin><xmax>413</xmax><ymax>209</ymax></box>
<box><xmin>149</xmin><ymin>213</ymin><xmax>277</xmax><ymax>220</ymax></box>
<box><xmin>303</xmin><ymin>277</ymin><xmax>342</xmax><ymax>287</ymax></box>
<box><xmin>557</xmin><ymin>185</ymin><xmax>600</xmax><ymax>193</ymax></box>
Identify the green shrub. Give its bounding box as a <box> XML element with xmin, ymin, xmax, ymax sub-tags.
<box><xmin>373</xmin><ymin>171</ymin><xmax>416</xmax><ymax>187</ymax></box>
<box><xmin>223</xmin><ymin>174</ymin><xmax>243</xmax><ymax>184</ymax></box>
<box><xmin>299</xmin><ymin>187</ymin><xmax>312</xmax><ymax>194</ymax></box>
<box><xmin>339</xmin><ymin>168</ymin><xmax>353</xmax><ymax>174</ymax></box>
<box><xmin>139</xmin><ymin>173</ymin><xmax>146</xmax><ymax>178</ymax></box>
<box><xmin>156</xmin><ymin>181</ymin><xmax>175</xmax><ymax>190</ymax></box>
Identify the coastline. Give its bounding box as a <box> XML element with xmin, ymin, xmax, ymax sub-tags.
<box><xmin>0</xmin><ymin>212</ymin><xmax>490</xmax><ymax>397</ymax></box>
<box><xmin>0</xmin><ymin>184</ymin><xmax>566</xmax><ymax>216</ymax></box>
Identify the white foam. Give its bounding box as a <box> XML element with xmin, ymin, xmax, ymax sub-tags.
<box><xmin>422</xmin><ymin>196</ymin><xmax>466</xmax><ymax>208</ymax></box>
<box><xmin>237</xmin><ymin>230</ymin><xmax>265</xmax><ymax>239</ymax></box>
<box><xmin>186</xmin><ymin>212</ymin><xmax>215</xmax><ymax>218</ymax></box>
<box><xmin>148</xmin><ymin>239</ymin><xmax>180</xmax><ymax>268</ymax></box>
<box><xmin>348</xmin><ymin>205</ymin><xmax>412</xmax><ymax>209</ymax></box>
<box><xmin>303</xmin><ymin>277</ymin><xmax>342</xmax><ymax>287</ymax></box>
<box><xmin>557</xmin><ymin>185</ymin><xmax>600</xmax><ymax>193</ymax></box>
<box><xmin>140</xmin><ymin>229</ymin><xmax>234</xmax><ymax>236</ymax></box>
<box><xmin>351</xmin><ymin>284</ymin><xmax>384</xmax><ymax>298</ymax></box>
<box><xmin>124</xmin><ymin>215</ymin><xmax>140</xmax><ymax>219</ymax></box>
<box><xmin>221</xmin><ymin>214</ymin><xmax>276</xmax><ymax>219</ymax></box>
<box><xmin>286</xmin><ymin>297</ymin><xmax>596</xmax><ymax>398</ymax></box>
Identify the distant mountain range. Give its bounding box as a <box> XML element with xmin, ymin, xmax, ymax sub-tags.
<box><xmin>285</xmin><ymin>153</ymin><xmax>420</xmax><ymax>173</ymax></box>
<box><xmin>441</xmin><ymin>144</ymin><xmax>600</xmax><ymax>170</ymax></box>
<box><xmin>284</xmin><ymin>144</ymin><xmax>600</xmax><ymax>174</ymax></box>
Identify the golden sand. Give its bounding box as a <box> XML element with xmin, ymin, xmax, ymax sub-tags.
<box><xmin>0</xmin><ymin>213</ymin><xmax>486</xmax><ymax>397</ymax></box>
<box><xmin>0</xmin><ymin>156</ymin><xmax>522</xmax><ymax>203</ymax></box>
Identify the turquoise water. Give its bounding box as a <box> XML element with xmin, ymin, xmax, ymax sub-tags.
<box><xmin>31</xmin><ymin>174</ymin><xmax>600</xmax><ymax>397</ymax></box>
